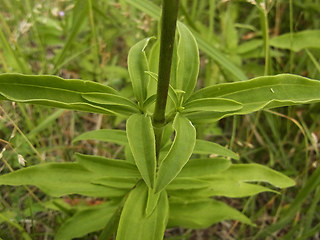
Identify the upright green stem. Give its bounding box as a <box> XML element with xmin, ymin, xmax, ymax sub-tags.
<box><xmin>153</xmin><ymin>0</ymin><xmax>179</xmax><ymax>156</ymax></box>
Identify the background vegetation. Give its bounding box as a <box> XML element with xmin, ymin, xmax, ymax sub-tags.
<box><xmin>0</xmin><ymin>0</ymin><xmax>319</xmax><ymax>239</ymax></box>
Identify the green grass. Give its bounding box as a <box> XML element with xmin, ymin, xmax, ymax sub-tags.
<box><xmin>1</xmin><ymin>0</ymin><xmax>320</xmax><ymax>239</ymax></box>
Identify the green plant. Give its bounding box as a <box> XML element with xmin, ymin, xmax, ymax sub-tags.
<box><xmin>1</xmin><ymin>1</ymin><xmax>320</xmax><ymax>239</ymax></box>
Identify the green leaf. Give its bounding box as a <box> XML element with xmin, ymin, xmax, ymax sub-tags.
<box><xmin>168</xmin><ymin>180</ymin><xmax>277</xmax><ymax>199</ymax></box>
<box><xmin>169</xmin><ymin>163</ymin><xmax>294</xmax><ymax>199</ymax></box>
<box><xmin>72</xmin><ymin>129</ymin><xmax>128</xmax><ymax>145</ymax></box>
<box><xmin>176</xmin><ymin>22</ymin><xmax>199</xmax><ymax>100</ymax></box>
<box><xmin>75</xmin><ymin>153</ymin><xmax>140</xmax><ymax>178</ymax></box>
<box><xmin>146</xmin><ymin>71</ymin><xmax>178</xmax><ymax>106</ymax></box>
<box><xmin>116</xmin><ymin>182</ymin><xmax>169</xmax><ymax>240</ymax></box>
<box><xmin>155</xmin><ymin>114</ymin><xmax>196</xmax><ymax>193</ymax></box>
<box><xmin>193</xmin><ymin>140</ymin><xmax>239</xmax><ymax>160</ymax></box>
<box><xmin>176</xmin><ymin>158</ymin><xmax>232</xmax><ymax>178</ymax></box>
<box><xmin>54</xmin><ymin>0</ymin><xmax>88</xmax><ymax>70</ymax></box>
<box><xmin>0</xmin><ymin>163</ymin><xmax>126</xmax><ymax>197</ymax></box>
<box><xmin>183</xmin><ymin>98</ymin><xmax>242</xmax><ymax>113</ymax></box>
<box><xmin>126</xmin><ymin>114</ymin><xmax>157</xmax><ymax>188</ymax></box>
<box><xmin>167</xmin><ymin>177</ymin><xmax>210</xmax><ymax>190</ymax></box>
<box><xmin>214</xmin><ymin>163</ymin><xmax>295</xmax><ymax>188</ymax></box>
<box><xmin>128</xmin><ymin>37</ymin><xmax>153</xmax><ymax>104</ymax></box>
<box><xmin>56</xmin><ymin>201</ymin><xmax>118</xmax><ymax>240</ymax></box>
<box><xmin>187</xmin><ymin>74</ymin><xmax>320</xmax><ymax>123</ymax></box>
<box><xmin>270</xmin><ymin>30</ymin><xmax>320</xmax><ymax>52</ymax></box>
<box><xmin>81</xmin><ymin>92</ymin><xmax>139</xmax><ymax>114</ymax></box>
<box><xmin>92</xmin><ymin>177</ymin><xmax>139</xmax><ymax>189</ymax></box>
<box><xmin>168</xmin><ymin>198</ymin><xmax>253</xmax><ymax>229</ymax></box>
<box><xmin>0</xmin><ymin>73</ymin><xmax>126</xmax><ymax>115</ymax></box>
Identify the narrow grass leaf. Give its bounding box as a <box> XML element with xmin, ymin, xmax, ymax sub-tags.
<box><xmin>270</xmin><ymin>30</ymin><xmax>320</xmax><ymax>52</ymax></box>
<box><xmin>75</xmin><ymin>153</ymin><xmax>140</xmax><ymax>178</ymax></box>
<box><xmin>126</xmin><ymin>114</ymin><xmax>156</xmax><ymax>188</ymax></box>
<box><xmin>0</xmin><ymin>163</ymin><xmax>127</xmax><ymax>197</ymax></box>
<box><xmin>128</xmin><ymin>38</ymin><xmax>153</xmax><ymax>103</ymax></box>
<box><xmin>168</xmin><ymin>199</ymin><xmax>253</xmax><ymax>228</ymax></box>
<box><xmin>72</xmin><ymin>129</ymin><xmax>128</xmax><ymax>145</ymax></box>
<box><xmin>176</xmin><ymin>22</ymin><xmax>199</xmax><ymax>100</ymax></box>
<box><xmin>125</xmin><ymin>0</ymin><xmax>247</xmax><ymax>81</ymax></box>
<box><xmin>54</xmin><ymin>0</ymin><xmax>89</xmax><ymax>70</ymax></box>
<box><xmin>56</xmin><ymin>201</ymin><xmax>118</xmax><ymax>240</ymax></box>
<box><xmin>187</xmin><ymin>74</ymin><xmax>320</xmax><ymax>123</ymax></box>
<box><xmin>116</xmin><ymin>182</ymin><xmax>169</xmax><ymax>240</ymax></box>
<box><xmin>155</xmin><ymin>114</ymin><xmax>196</xmax><ymax>193</ymax></box>
<box><xmin>255</xmin><ymin>166</ymin><xmax>320</xmax><ymax>239</ymax></box>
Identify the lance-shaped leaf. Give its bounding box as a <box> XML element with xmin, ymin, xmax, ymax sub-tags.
<box><xmin>176</xmin><ymin>22</ymin><xmax>199</xmax><ymax>100</ymax></box>
<box><xmin>75</xmin><ymin>153</ymin><xmax>140</xmax><ymax>178</ymax></box>
<box><xmin>213</xmin><ymin>163</ymin><xmax>295</xmax><ymax>188</ymax></box>
<box><xmin>168</xmin><ymin>179</ymin><xmax>277</xmax><ymax>199</ymax></box>
<box><xmin>56</xmin><ymin>201</ymin><xmax>118</xmax><ymax>240</ymax></box>
<box><xmin>128</xmin><ymin>37</ymin><xmax>153</xmax><ymax>103</ymax></box>
<box><xmin>116</xmin><ymin>182</ymin><xmax>169</xmax><ymax>240</ymax></box>
<box><xmin>155</xmin><ymin>114</ymin><xmax>196</xmax><ymax>193</ymax></box>
<box><xmin>126</xmin><ymin>114</ymin><xmax>157</xmax><ymax>188</ymax></box>
<box><xmin>175</xmin><ymin>158</ymin><xmax>231</xmax><ymax>178</ymax></box>
<box><xmin>81</xmin><ymin>92</ymin><xmax>139</xmax><ymax>114</ymax></box>
<box><xmin>168</xmin><ymin>163</ymin><xmax>294</xmax><ymax>199</ymax></box>
<box><xmin>0</xmin><ymin>73</ymin><xmax>127</xmax><ymax>115</ymax></box>
<box><xmin>193</xmin><ymin>140</ymin><xmax>239</xmax><ymax>160</ymax></box>
<box><xmin>183</xmin><ymin>98</ymin><xmax>242</xmax><ymax>113</ymax></box>
<box><xmin>270</xmin><ymin>30</ymin><xmax>320</xmax><ymax>52</ymax></box>
<box><xmin>168</xmin><ymin>198</ymin><xmax>253</xmax><ymax>229</ymax></box>
<box><xmin>0</xmin><ymin>163</ymin><xmax>127</xmax><ymax>197</ymax></box>
<box><xmin>92</xmin><ymin>177</ymin><xmax>139</xmax><ymax>190</ymax></box>
<box><xmin>167</xmin><ymin>177</ymin><xmax>210</xmax><ymax>191</ymax></box>
<box><xmin>187</xmin><ymin>74</ymin><xmax>320</xmax><ymax>123</ymax></box>
<box><xmin>72</xmin><ymin>129</ymin><xmax>128</xmax><ymax>145</ymax></box>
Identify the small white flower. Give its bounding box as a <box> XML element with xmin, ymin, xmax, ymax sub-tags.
<box><xmin>18</xmin><ymin>154</ymin><xmax>26</xmax><ymax>166</ymax></box>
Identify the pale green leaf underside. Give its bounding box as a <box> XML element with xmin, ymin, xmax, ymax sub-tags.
<box><xmin>213</xmin><ymin>163</ymin><xmax>295</xmax><ymax>188</ymax></box>
<box><xmin>128</xmin><ymin>37</ymin><xmax>153</xmax><ymax>103</ymax></box>
<box><xmin>116</xmin><ymin>182</ymin><xmax>168</xmax><ymax>240</ymax></box>
<box><xmin>183</xmin><ymin>98</ymin><xmax>242</xmax><ymax>113</ymax></box>
<box><xmin>155</xmin><ymin>114</ymin><xmax>196</xmax><ymax>193</ymax></box>
<box><xmin>81</xmin><ymin>92</ymin><xmax>139</xmax><ymax>113</ymax></box>
<box><xmin>74</xmin><ymin>153</ymin><xmax>140</xmax><ymax>178</ymax></box>
<box><xmin>270</xmin><ymin>30</ymin><xmax>320</xmax><ymax>52</ymax></box>
<box><xmin>92</xmin><ymin>177</ymin><xmax>139</xmax><ymax>189</ymax></box>
<box><xmin>168</xmin><ymin>179</ymin><xmax>277</xmax><ymax>199</ymax></box>
<box><xmin>176</xmin><ymin>158</ymin><xmax>231</xmax><ymax>178</ymax></box>
<box><xmin>0</xmin><ymin>163</ymin><xmax>126</xmax><ymax>197</ymax></box>
<box><xmin>72</xmin><ymin>129</ymin><xmax>128</xmax><ymax>145</ymax></box>
<box><xmin>0</xmin><ymin>73</ymin><xmax>131</xmax><ymax>116</ymax></box>
<box><xmin>168</xmin><ymin>199</ymin><xmax>252</xmax><ymax>229</ymax></box>
<box><xmin>126</xmin><ymin>114</ymin><xmax>156</xmax><ymax>188</ymax></box>
<box><xmin>176</xmin><ymin>22</ymin><xmax>199</xmax><ymax>100</ymax></box>
<box><xmin>168</xmin><ymin>163</ymin><xmax>294</xmax><ymax>198</ymax></box>
<box><xmin>187</xmin><ymin>74</ymin><xmax>320</xmax><ymax>123</ymax></box>
<box><xmin>193</xmin><ymin>140</ymin><xmax>239</xmax><ymax>160</ymax></box>
<box><xmin>56</xmin><ymin>202</ymin><xmax>118</xmax><ymax>240</ymax></box>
